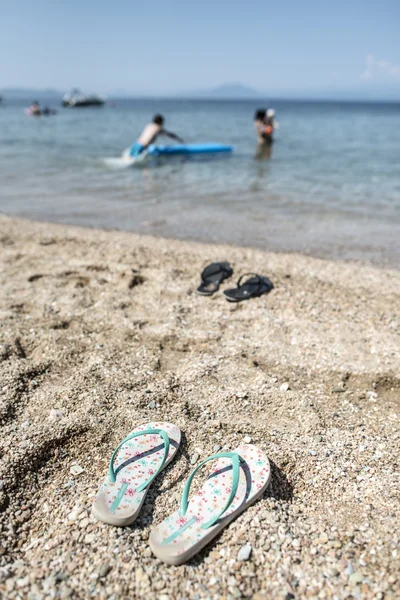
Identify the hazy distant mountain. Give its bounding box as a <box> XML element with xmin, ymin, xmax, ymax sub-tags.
<box><xmin>183</xmin><ymin>83</ymin><xmax>263</xmax><ymax>99</ymax></box>
<box><xmin>210</xmin><ymin>83</ymin><xmax>262</xmax><ymax>98</ymax></box>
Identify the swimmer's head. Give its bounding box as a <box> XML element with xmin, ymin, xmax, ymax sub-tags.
<box><xmin>254</xmin><ymin>109</ymin><xmax>266</xmax><ymax>121</ymax></box>
<box><xmin>153</xmin><ymin>114</ymin><xmax>164</xmax><ymax>126</ymax></box>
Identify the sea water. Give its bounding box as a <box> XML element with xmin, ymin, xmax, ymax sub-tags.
<box><xmin>0</xmin><ymin>98</ymin><xmax>399</xmax><ymax>266</ymax></box>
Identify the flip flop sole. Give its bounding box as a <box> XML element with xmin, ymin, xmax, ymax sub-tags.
<box><xmin>92</xmin><ymin>422</ymin><xmax>181</xmax><ymax>527</ymax></box>
<box><xmin>223</xmin><ymin>278</ymin><xmax>273</xmax><ymax>302</ymax></box>
<box><xmin>223</xmin><ymin>289</ymin><xmax>266</xmax><ymax>302</ymax></box>
<box><xmin>149</xmin><ymin>444</ymin><xmax>270</xmax><ymax>565</ymax></box>
<box><xmin>196</xmin><ymin>282</ymin><xmax>220</xmax><ymax>296</ymax></box>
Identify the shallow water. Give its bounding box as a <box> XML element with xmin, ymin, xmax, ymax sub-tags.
<box><xmin>1</xmin><ymin>98</ymin><xmax>399</xmax><ymax>266</ymax></box>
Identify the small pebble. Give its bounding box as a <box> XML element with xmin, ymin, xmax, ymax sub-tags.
<box><xmin>280</xmin><ymin>382</ymin><xmax>290</xmax><ymax>392</ymax></box>
<box><xmin>98</xmin><ymin>563</ymin><xmax>112</xmax><ymax>578</ymax></box>
<box><xmin>190</xmin><ymin>453</ymin><xmax>199</xmax><ymax>465</ymax></box>
<box><xmin>237</xmin><ymin>544</ymin><xmax>252</xmax><ymax>561</ymax></box>
<box><xmin>84</xmin><ymin>533</ymin><xmax>95</xmax><ymax>544</ymax></box>
<box><xmin>70</xmin><ymin>465</ymin><xmax>84</xmax><ymax>476</ymax></box>
<box><xmin>243</xmin><ymin>435</ymin><xmax>252</xmax><ymax>444</ymax></box>
<box><xmin>49</xmin><ymin>409</ymin><xmax>64</xmax><ymax>421</ymax></box>
<box><xmin>16</xmin><ymin>577</ymin><xmax>30</xmax><ymax>588</ymax></box>
<box><xmin>345</xmin><ymin>561</ymin><xmax>354</xmax><ymax>575</ymax></box>
<box><xmin>349</xmin><ymin>571</ymin><xmax>363</xmax><ymax>584</ymax></box>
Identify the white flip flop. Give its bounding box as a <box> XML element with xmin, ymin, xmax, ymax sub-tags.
<box><xmin>92</xmin><ymin>422</ymin><xmax>181</xmax><ymax>526</ymax></box>
<box><xmin>149</xmin><ymin>444</ymin><xmax>270</xmax><ymax>564</ymax></box>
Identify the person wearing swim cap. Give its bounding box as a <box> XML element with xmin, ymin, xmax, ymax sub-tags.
<box><xmin>129</xmin><ymin>114</ymin><xmax>184</xmax><ymax>157</ymax></box>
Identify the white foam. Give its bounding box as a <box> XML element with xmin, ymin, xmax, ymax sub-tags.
<box><xmin>102</xmin><ymin>156</ymin><xmax>135</xmax><ymax>169</ymax></box>
<box><xmin>102</xmin><ymin>148</ymin><xmax>148</xmax><ymax>169</ymax></box>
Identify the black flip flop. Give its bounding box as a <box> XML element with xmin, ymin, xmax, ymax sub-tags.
<box><xmin>196</xmin><ymin>262</ymin><xmax>233</xmax><ymax>296</ymax></box>
<box><xmin>223</xmin><ymin>273</ymin><xmax>274</xmax><ymax>302</ymax></box>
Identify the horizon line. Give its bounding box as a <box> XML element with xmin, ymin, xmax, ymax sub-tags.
<box><xmin>1</xmin><ymin>92</ymin><xmax>399</xmax><ymax>104</ymax></box>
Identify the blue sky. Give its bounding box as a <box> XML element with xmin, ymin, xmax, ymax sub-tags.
<box><xmin>1</xmin><ymin>0</ymin><xmax>399</xmax><ymax>97</ymax></box>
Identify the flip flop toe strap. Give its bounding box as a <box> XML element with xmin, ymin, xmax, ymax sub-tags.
<box><xmin>237</xmin><ymin>273</ymin><xmax>262</xmax><ymax>289</ymax></box>
<box><xmin>109</xmin><ymin>428</ymin><xmax>170</xmax><ymax>492</ymax></box>
<box><xmin>202</xmin><ymin>262</ymin><xmax>232</xmax><ymax>283</ymax></box>
<box><xmin>202</xmin><ymin>264</ymin><xmax>223</xmax><ymax>281</ymax></box>
<box><xmin>180</xmin><ymin>451</ymin><xmax>244</xmax><ymax>529</ymax></box>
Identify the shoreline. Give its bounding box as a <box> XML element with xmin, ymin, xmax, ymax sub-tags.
<box><xmin>0</xmin><ymin>211</ymin><xmax>400</xmax><ymax>271</ymax></box>
<box><xmin>1</xmin><ymin>208</ymin><xmax>399</xmax><ymax>271</ymax></box>
<box><xmin>0</xmin><ymin>214</ymin><xmax>399</xmax><ymax>599</ymax></box>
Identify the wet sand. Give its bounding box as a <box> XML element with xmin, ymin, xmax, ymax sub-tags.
<box><xmin>0</xmin><ymin>215</ymin><xmax>399</xmax><ymax>599</ymax></box>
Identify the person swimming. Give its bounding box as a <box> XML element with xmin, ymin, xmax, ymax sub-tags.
<box><xmin>129</xmin><ymin>114</ymin><xmax>184</xmax><ymax>157</ymax></box>
<box><xmin>25</xmin><ymin>101</ymin><xmax>56</xmax><ymax>117</ymax></box>
<box><xmin>29</xmin><ymin>101</ymin><xmax>42</xmax><ymax>116</ymax></box>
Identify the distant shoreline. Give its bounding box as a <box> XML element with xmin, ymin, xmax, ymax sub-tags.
<box><xmin>2</xmin><ymin>91</ymin><xmax>399</xmax><ymax>104</ymax></box>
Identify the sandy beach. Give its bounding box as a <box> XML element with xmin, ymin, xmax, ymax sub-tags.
<box><xmin>0</xmin><ymin>214</ymin><xmax>399</xmax><ymax>599</ymax></box>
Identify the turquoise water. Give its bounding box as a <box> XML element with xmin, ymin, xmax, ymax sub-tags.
<box><xmin>1</xmin><ymin>98</ymin><xmax>399</xmax><ymax>265</ymax></box>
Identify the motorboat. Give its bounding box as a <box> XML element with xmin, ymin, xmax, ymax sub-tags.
<box><xmin>62</xmin><ymin>89</ymin><xmax>105</xmax><ymax>107</ymax></box>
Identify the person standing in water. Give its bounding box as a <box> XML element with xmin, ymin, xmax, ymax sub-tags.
<box><xmin>254</xmin><ymin>108</ymin><xmax>278</xmax><ymax>159</ymax></box>
<box><xmin>254</xmin><ymin>108</ymin><xmax>275</xmax><ymax>145</ymax></box>
<box><xmin>129</xmin><ymin>114</ymin><xmax>184</xmax><ymax>157</ymax></box>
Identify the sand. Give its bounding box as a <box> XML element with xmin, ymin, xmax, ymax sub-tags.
<box><xmin>0</xmin><ymin>214</ymin><xmax>399</xmax><ymax>599</ymax></box>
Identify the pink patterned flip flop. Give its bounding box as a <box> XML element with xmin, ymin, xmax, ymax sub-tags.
<box><xmin>92</xmin><ymin>422</ymin><xmax>181</xmax><ymax>526</ymax></box>
<box><xmin>149</xmin><ymin>444</ymin><xmax>270</xmax><ymax>564</ymax></box>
